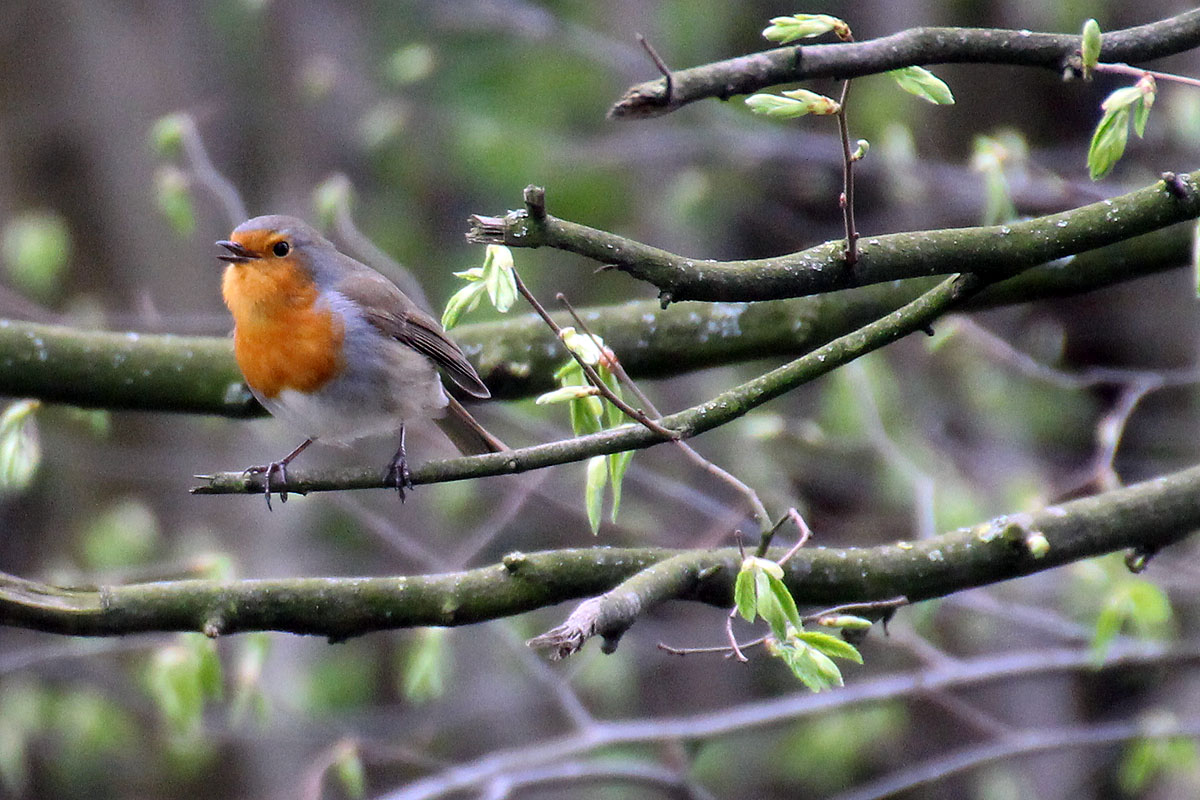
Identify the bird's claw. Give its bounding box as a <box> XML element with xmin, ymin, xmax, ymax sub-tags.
<box><xmin>243</xmin><ymin>461</ymin><xmax>289</xmax><ymax>510</ymax></box>
<box><xmin>384</xmin><ymin>458</ymin><xmax>413</xmax><ymax>503</ymax></box>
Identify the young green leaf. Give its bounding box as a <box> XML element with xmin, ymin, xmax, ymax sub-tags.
<box><xmin>781</xmin><ymin>88</ymin><xmax>841</xmax><ymax>115</ymax></box>
<box><xmin>971</xmin><ymin>134</ymin><xmax>1019</xmax><ymax>225</ymax></box>
<box><xmin>230</xmin><ymin>633</ymin><xmax>271</xmax><ymax>727</ymax></box>
<box><xmin>401</xmin><ymin>628</ymin><xmax>448</xmax><ymax>703</ymax></box>
<box><xmin>607</xmin><ymin>448</ymin><xmax>634</xmax><ymax>522</ymax></box>
<box><xmin>585</xmin><ymin>455</ymin><xmax>608</xmax><ymax>534</ymax></box>
<box><xmin>535</xmin><ymin>385</ymin><xmax>600</xmax><ymax>405</ymax></box>
<box><xmin>734</xmin><ymin>564</ymin><xmax>758</xmax><ymax>623</ymax></box>
<box><xmin>0</xmin><ymin>400</ymin><xmax>41</xmax><ymax>492</ymax></box>
<box><xmin>1081</xmin><ymin>19</ymin><xmax>1102</xmax><ymax>77</ymax></box>
<box><xmin>440</xmin><ymin>280</ymin><xmax>486</xmax><ymax>329</ymax></box>
<box><xmin>888</xmin><ymin>66</ymin><xmax>955</xmax><ymax>105</ymax></box>
<box><xmin>149</xmin><ymin>113</ymin><xmax>188</xmax><ymax>157</ymax></box>
<box><xmin>816</xmin><ymin>614</ymin><xmax>873</xmax><ymax>631</ymax></box>
<box><xmin>2</xmin><ymin>210</ymin><xmax>72</xmax><ymax>301</ymax></box>
<box><xmin>480</xmin><ymin>244</ymin><xmax>517</xmax><ymax>312</ymax></box>
<box><xmin>81</xmin><ymin>498</ymin><xmax>159</xmax><ymax>569</ymax></box>
<box><xmin>762</xmin><ymin>14</ymin><xmax>847</xmax><ymax>43</ymax></box>
<box><xmin>155</xmin><ymin>166</ymin><xmax>197</xmax><ymax>236</ymax></box>
<box><xmin>766</xmin><ymin>573</ymin><xmax>803</xmax><ymax>632</ymax></box>
<box><xmin>1103</xmin><ymin>85</ymin><xmax>1145</xmax><ymax>112</ymax></box>
<box><xmin>773</xmin><ymin>639</ymin><xmax>843</xmax><ymax>692</ymax></box>
<box><xmin>1118</xmin><ymin>716</ymin><xmax>1199</xmax><ymax>795</ymax></box>
<box><xmin>311</xmin><ymin>175</ymin><xmax>352</xmax><ymax>229</ymax></box>
<box><xmin>755</xmin><ymin>569</ymin><xmax>791</xmax><ymax>640</ymax></box>
<box><xmin>600</xmin><ymin>370</ymin><xmax>626</xmax><ymax>428</ymax></box>
<box><xmin>806</xmin><ymin>646</ymin><xmax>845</xmax><ymax>688</ymax></box>
<box><xmin>569</xmin><ymin>393</ymin><xmax>604</xmax><ymax>436</ymax></box>
<box><xmin>147</xmin><ymin>644</ymin><xmax>206</xmax><ymax>736</ymax></box>
<box><xmin>560</xmin><ymin>326</ymin><xmax>605</xmax><ymax>365</ymax></box>
<box><xmin>189</xmin><ymin>635</ymin><xmax>224</xmax><ymax>701</ymax></box>
<box><xmin>1088</xmin><ymin>105</ymin><xmax>1130</xmax><ymax>179</ymax></box>
<box><xmin>1131</xmin><ymin>76</ymin><xmax>1156</xmax><ymax>138</ymax></box>
<box><xmin>797</xmin><ymin>630</ymin><xmax>864</xmax><ymax>664</ymax></box>
<box><xmin>746</xmin><ymin>91</ymin><xmax>839</xmax><ymax>119</ymax></box>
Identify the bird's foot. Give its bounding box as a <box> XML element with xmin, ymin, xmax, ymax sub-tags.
<box><xmin>384</xmin><ymin>455</ymin><xmax>413</xmax><ymax>503</ymax></box>
<box><xmin>243</xmin><ymin>461</ymin><xmax>290</xmax><ymax>510</ymax></box>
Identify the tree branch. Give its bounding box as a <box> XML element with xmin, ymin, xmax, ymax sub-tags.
<box><xmin>537</xmin><ymin>457</ymin><xmax>1200</xmax><ymax>657</ymax></box>
<box><xmin>0</xmin><ymin>321</ymin><xmax>258</xmax><ymax>415</ymax></box>
<box><xmin>610</xmin><ymin>10</ymin><xmax>1200</xmax><ymax>119</ymax></box>
<box><xmin>468</xmin><ymin>172</ymin><xmax>1200</xmax><ymax>304</ymax></box>
<box><xmin>193</xmin><ymin>273</ymin><xmax>983</xmax><ymax>497</ymax></box>
<box><xmin>7</xmin><ymin>462</ymin><xmax>1200</xmax><ymax>643</ymax></box>
<box><xmin>0</xmin><ymin>220</ymin><xmax>1188</xmax><ymax>417</ymax></box>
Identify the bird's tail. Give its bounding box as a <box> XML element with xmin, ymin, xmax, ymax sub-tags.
<box><xmin>436</xmin><ymin>395</ymin><xmax>508</xmax><ymax>455</ymax></box>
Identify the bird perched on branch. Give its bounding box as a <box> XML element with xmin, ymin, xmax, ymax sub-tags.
<box><xmin>217</xmin><ymin>214</ymin><xmax>505</xmax><ymax>507</ymax></box>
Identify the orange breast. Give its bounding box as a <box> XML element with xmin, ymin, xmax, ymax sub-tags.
<box><xmin>223</xmin><ymin>259</ymin><xmax>345</xmax><ymax>399</ymax></box>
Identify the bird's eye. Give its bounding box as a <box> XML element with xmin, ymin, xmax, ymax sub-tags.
<box><xmin>272</xmin><ymin>241</ymin><xmax>290</xmax><ymax>257</ymax></box>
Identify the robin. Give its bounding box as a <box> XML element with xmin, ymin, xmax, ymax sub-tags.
<box><xmin>217</xmin><ymin>214</ymin><xmax>505</xmax><ymax>508</ymax></box>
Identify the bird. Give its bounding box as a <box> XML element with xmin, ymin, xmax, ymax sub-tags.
<box><xmin>216</xmin><ymin>214</ymin><xmax>506</xmax><ymax>508</ymax></box>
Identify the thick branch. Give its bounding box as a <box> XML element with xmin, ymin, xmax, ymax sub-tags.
<box><xmin>8</xmin><ymin>462</ymin><xmax>1200</xmax><ymax>639</ymax></box>
<box><xmin>530</xmin><ymin>459</ymin><xmax>1200</xmax><ymax>657</ymax></box>
<box><xmin>610</xmin><ymin>10</ymin><xmax>1200</xmax><ymax>118</ymax></box>
<box><xmin>0</xmin><ymin>321</ymin><xmax>258</xmax><ymax>415</ymax></box>
<box><xmin>467</xmin><ymin>173</ymin><xmax>1200</xmax><ymax>303</ymax></box>
<box><xmin>0</xmin><ymin>215</ymin><xmax>1187</xmax><ymax>416</ymax></box>
<box><xmin>194</xmin><ymin>274</ymin><xmax>982</xmax><ymax>497</ymax></box>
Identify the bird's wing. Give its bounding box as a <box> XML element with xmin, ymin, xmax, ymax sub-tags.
<box><xmin>336</xmin><ymin>270</ymin><xmax>491</xmax><ymax>398</ymax></box>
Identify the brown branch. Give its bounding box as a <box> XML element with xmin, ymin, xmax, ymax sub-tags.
<box><xmin>610</xmin><ymin>11</ymin><xmax>1200</xmax><ymax>119</ymax></box>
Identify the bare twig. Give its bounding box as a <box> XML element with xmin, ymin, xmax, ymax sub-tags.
<box><xmin>635</xmin><ymin>34</ymin><xmax>674</xmax><ymax>106</ymax></box>
<box><xmin>802</xmin><ymin>596</ymin><xmax>908</xmax><ymax>623</ymax></box>
<box><xmin>1094</xmin><ymin>61</ymin><xmax>1200</xmax><ymax>88</ymax></box>
<box><xmin>323</xmin><ymin>173</ymin><xmax>433</xmax><ymax>312</ymax></box>
<box><xmin>724</xmin><ymin>608</ymin><xmax>749</xmax><ymax>662</ymax></box>
<box><xmin>835</xmin><ymin>75</ymin><xmax>859</xmax><ymax>265</ymax></box>
<box><xmin>658</xmin><ymin>635</ymin><xmax>768</xmax><ymax>657</ymax></box>
<box><xmin>177</xmin><ymin>114</ymin><xmax>247</xmax><ymax>226</ymax></box>
<box><xmin>772</xmin><ymin>509</ymin><xmax>814</xmax><ymax>566</ymax></box>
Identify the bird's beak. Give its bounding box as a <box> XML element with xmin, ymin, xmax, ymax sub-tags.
<box><xmin>216</xmin><ymin>240</ymin><xmax>259</xmax><ymax>263</ymax></box>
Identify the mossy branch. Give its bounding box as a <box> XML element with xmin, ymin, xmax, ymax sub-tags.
<box><xmin>468</xmin><ymin>174</ymin><xmax>1200</xmax><ymax>304</ymax></box>
<box><xmin>7</xmin><ymin>462</ymin><xmax>1200</xmax><ymax>640</ymax></box>
<box><xmin>610</xmin><ymin>10</ymin><xmax>1200</xmax><ymax>119</ymax></box>
<box><xmin>0</xmin><ymin>207</ymin><xmax>1188</xmax><ymax>418</ymax></box>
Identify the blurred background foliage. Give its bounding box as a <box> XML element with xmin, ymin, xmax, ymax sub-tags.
<box><xmin>2</xmin><ymin>1</ymin><xmax>1200</xmax><ymax>798</ymax></box>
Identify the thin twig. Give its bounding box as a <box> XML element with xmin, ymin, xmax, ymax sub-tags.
<box><xmin>658</xmin><ymin>636</ymin><xmax>768</xmax><ymax>657</ymax></box>
<box><xmin>510</xmin><ymin>267</ymin><xmax>678</xmax><ymax>440</ymax></box>
<box><xmin>635</xmin><ymin>34</ymin><xmax>674</xmax><ymax>105</ymax></box>
<box><xmin>836</xmin><ymin>77</ymin><xmax>859</xmax><ymax>266</ymax></box>
<box><xmin>178</xmin><ymin>114</ymin><xmax>247</xmax><ymax>226</ymax></box>
<box><xmin>724</xmin><ymin>608</ymin><xmax>749</xmax><ymax>662</ymax></box>
<box><xmin>558</xmin><ymin>293</ymin><xmax>772</xmax><ymax>531</ymax></box>
<box><xmin>1094</xmin><ymin>61</ymin><xmax>1200</xmax><ymax>88</ymax></box>
<box><xmin>325</xmin><ymin>173</ymin><xmax>433</xmax><ymax>312</ymax></box>
<box><xmin>1091</xmin><ymin>377</ymin><xmax>1162</xmax><ymax>491</ymax></box>
<box><xmin>773</xmin><ymin>509</ymin><xmax>814</xmax><ymax>566</ymax></box>
<box><xmin>802</xmin><ymin>597</ymin><xmax>908</xmax><ymax>623</ymax></box>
